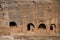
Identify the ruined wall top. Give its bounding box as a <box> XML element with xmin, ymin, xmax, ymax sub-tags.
<box><xmin>0</xmin><ymin>0</ymin><xmax>60</xmax><ymax>4</ymax></box>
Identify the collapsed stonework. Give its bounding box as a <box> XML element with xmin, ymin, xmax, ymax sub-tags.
<box><xmin>0</xmin><ymin>0</ymin><xmax>60</xmax><ymax>36</ymax></box>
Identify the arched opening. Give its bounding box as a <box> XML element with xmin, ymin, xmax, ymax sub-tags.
<box><xmin>38</xmin><ymin>23</ymin><xmax>46</xmax><ymax>29</ymax></box>
<box><xmin>27</xmin><ymin>23</ymin><xmax>35</xmax><ymax>31</ymax></box>
<box><xmin>9</xmin><ymin>21</ymin><xmax>17</xmax><ymax>27</ymax></box>
<box><xmin>50</xmin><ymin>24</ymin><xmax>56</xmax><ymax>30</ymax></box>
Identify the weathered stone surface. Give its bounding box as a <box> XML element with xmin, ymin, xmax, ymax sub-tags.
<box><xmin>0</xmin><ymin>0</ymin><xmax>60</xmax><ymax>36</ymax></box>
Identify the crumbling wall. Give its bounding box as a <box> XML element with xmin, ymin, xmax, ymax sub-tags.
<box><xmin>0</xmin><ymin>0</ymin><xmax>59</xmax><ymax>35</ymax></box>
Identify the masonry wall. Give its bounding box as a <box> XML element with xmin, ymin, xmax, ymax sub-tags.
<box><xmin>0</xmin><ymin>0</ymin><xmax>60</xmax><ymax>36</ymax></box>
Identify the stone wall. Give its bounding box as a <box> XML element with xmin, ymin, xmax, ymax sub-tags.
<box><xmin>0</xmin><ymin>0</ymin><xmax>60</xmax><ymax>36</ymax></box>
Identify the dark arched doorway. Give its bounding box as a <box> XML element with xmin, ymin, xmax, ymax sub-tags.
<box><xmin>27</xmin><ymin>23</ymin><xmax>35</xmax><ymax>31</ymax></box>
<box><xmin>38</xmin><ymin>23</ymin><xmax>46</xmax><ymax>29</ymax></box>
<box><xmin>9</xmin><ymin>21</ymin><xmax>17</xmax><ymax>27</ymax></box>
<box><xmin>50</xmin><ymin>24</ymin><xmax>56</xmax><ymax>30</ymax></box>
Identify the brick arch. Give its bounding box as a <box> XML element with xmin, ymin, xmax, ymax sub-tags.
<box><xmin>38</xmin><ymin>23</ymin><xmax>46</xmax><ymax>29</ymax></box>
<box><xmin>50</xmin><ymin>24</ymin><xmax>56</xmax><ymax>30</ymax></box>
<box><xmin>9</xmin><ymin>21</ymin><xmax>17</xmax><ymax>27</ymax></box>
<box><xmin>27</xmin><ymin>23</ymin><xmax>35</xmax><ymax>31</ymax></box>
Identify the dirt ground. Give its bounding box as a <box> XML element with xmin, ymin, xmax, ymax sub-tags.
<box><xmin>0</xmin><ymin>35</ymin><xmax>60</xmax><ymax>40</ymax></box>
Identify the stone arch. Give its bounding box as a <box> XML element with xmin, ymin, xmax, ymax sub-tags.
<box><xmin>38</xmin><ymin>23</ymin><xmax>46</xmax><ymax>29</ymax></box>
<box><xmin>27</xmin><ymin>23</ymin><xmax>35</xmax><ymax>31</ymax></box>
<box><xmin>9</xmin><ymin>21</ymin><xmax>17</xmax><ymax>27</ymax></box>
<box><xmin>50</xmin><ymin>24</ymin><xmax>56</xmax><ymax>30</ymax></box>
